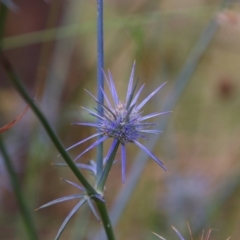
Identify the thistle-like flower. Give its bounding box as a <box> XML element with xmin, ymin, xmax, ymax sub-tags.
<box><xmin>67</xmin><ymin>62</ymin><xmax>170</xmax><ymax>182</ymax></box>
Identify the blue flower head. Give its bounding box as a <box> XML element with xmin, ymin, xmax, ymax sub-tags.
<box><xmin>67</xmin><ymin>62</ymin><xmax>170</xmax><ymax>183</ymax></box>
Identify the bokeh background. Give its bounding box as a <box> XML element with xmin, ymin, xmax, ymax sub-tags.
<box><xmin>1</xmin><ymin>0</ymin><xmax>240</xmax><ymax>239</ymax></box>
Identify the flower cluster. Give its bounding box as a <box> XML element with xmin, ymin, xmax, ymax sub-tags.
<box><xmin>37</xmin><ymin>62</ymin><xmax>170</xmax><ymax>240</ymax></box>
<box><xmin>67</xmin><ymin>62</ymin><xmax>170</xmax><ymax>182</ymax></box>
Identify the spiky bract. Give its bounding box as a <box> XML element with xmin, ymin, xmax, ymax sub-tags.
<box><xmin>68</xmin><ymin>62</ymin><xmax>170</xmax><ymax>182</ymax></box>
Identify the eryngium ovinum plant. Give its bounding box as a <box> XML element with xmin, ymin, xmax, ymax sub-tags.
<box><xmin>37</xmin><ymin>62</ymin><xmax>170</xmax><ymax>239</ymax></box>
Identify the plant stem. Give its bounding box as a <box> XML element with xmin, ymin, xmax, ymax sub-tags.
<box><xmin>96</xmin><ymin>140</ymin><xmax>120</xmax><ymax>192</ymax></box>
<box><xmin>96</xmin><ymin>0</ymin><xmax>104</xmax><ymax>183</ymax></box>
<box><xmin>1</xmin><ymin>55</ymin><xmax>96</xmax><ymax>195</ymax></box>
<box><xmin>1</xmin><ymin>54</ymin><xmax>115</xmax><ymax>240</ymax></box>
<box><xmin>95</xmin><ymin>199</ymin><xmax>115</xmax><ymax>240</ymax></box>
<box><xmin>0</xmin><ymin>137</ymin><xmax>39</xmax><ymax>240</ymax></box>
<box><xmin>95</xmin><ymin>1</ymin><xmax>115</xmax><ymax>239</ymax></box>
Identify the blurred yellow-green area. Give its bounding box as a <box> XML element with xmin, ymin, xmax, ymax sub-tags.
<box><xmin>1</xmin><ymin>0</ymin><xmax>240</xmax><ymax>239</ymax></box>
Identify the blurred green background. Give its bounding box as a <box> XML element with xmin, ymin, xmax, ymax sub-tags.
<box><xmin>1</xmin><ymin>0</ymin><xmax>240</xmax><ymax>239</ymax></box>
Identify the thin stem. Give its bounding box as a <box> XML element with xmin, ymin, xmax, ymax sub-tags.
<box><xmin>0</xmin><ymin>137</ymin><xmax>39</xmax><ymax>240</ymax></box>
<box><xmin>95</xmin><ymin>199</ymin><xmax>115</xmax><ymax>240</ymax></box>
<box><xmin>96</xmin><ymin>0</ymin><xmax>104</xmax><ymax>183</ymax></box>
<box><xmin>96</xmin><ymin>140</ymin><xmax>120</xmax><ymax>193</ymax></box>
<box><xmin>95</xmin><ymin>1</ymin><xmax>115</xmax><ymax>239</ymax></box>
<box><xmin>1</xmin><ymin>54</ymin><xmax>115</xmax><ymax>240</ymax></box>
<box><xmin>0</xmin><ymin>55</ymin><xmax>96</xmax><ymax>196</ymax></box>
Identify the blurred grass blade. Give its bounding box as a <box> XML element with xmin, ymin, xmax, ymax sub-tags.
<box><xmin>0</xmin><ymin>137</ymin><xmax>39</xmax><ymax>240</ymax></box>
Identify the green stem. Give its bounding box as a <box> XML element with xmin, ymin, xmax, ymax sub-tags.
<box><xmin>0</xmin><ymin>137</ymin><xmax>39</xmax><ymax>240</ymax></box>
<box><xmin>96</xmin><ymin>140</ymin><xmax>120</xmax><ymax>193</ymax></box>
<box><xmin>1</xmin><ymin>54</ymin><xmax>96</xmax><ymax>195</ymax></box>
<box><xmin>1</xmin><ymin>55</ymin><xmax>115</xmax><ymax>240</ymax></box>
<box><xmin>95</xmin><ymin>200</ymin><xmax>115</xmax><ymax>240</ymax></box>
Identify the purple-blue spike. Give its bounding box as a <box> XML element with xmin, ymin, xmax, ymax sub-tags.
<box><xmin>74</xmin><ymin>136</ymin><xmax>108</xmax><ymax>162</ymax></box>
<box><xmin>126</xmin><ymin>61</ymin><xmax>136</xmax><ymax>103</ymax></box>
<box><xmin>100</xmin><ymin>86</ymin><xmax>112</xmax><ymax>109</ymax></box>
<box><xmin>75</xmin><ymin>163</ymin><xmax>96</xmax><ymax>174</ymax></box>
<box><xmin>87</xmin><ymin>198</ymin><xmax>100</xmax><ymax>221</ymax></box>
<box><xmin>108</xmin><ymin>70</ymin><xmax>119</xmax><ymax>105</ymax></box>
<box><xmin>36</xmin><ymin>194</ymin><xmax>84</xmax><ymax>210</ymax></box>
<box><xmin>130</xmin><ymin>83</ymin><xmax>145</xmax><ymax>107</ymax></box>
<box><xmin>61</xmin><ymin>178</ymin><xmax>85</xmax><ymax>191</ymax></box>
<box><xmin>72</xmin><ymin>122</ymin><xmax>100</xmax><ymax>127</ymax></box>
<box><xmin>65</xmin><ymin>133</ymin><xmax>101</xmax><ymax>152</ymax></box>
<box><xmin>84</xmin><ymin>89</ymin><xmax>98</xmax><ymax>101</ymax></box>
<box><xmin>136</xmin><ymin>82</ymin><xmax>167</xmax><ymax>111</ymax></box>
<box><xmin>139</xmin><ymin>129</ymin><xmax>163</xmax><ymax>134</ymax></box>
<box><xmin>139</xmin><ymin>111</ymin><xmax>172</xmax><ymax>121</ymax></box>
<box><xmin>121</xmin><ymin>144</ymin><xmax>126</xmax><ymax>183</ymax></box>
<box><xmin>70</xmin><ymin>62</ymin><xmax>169</xmax><ymax>183</ymax></box>
<box><xmin>81</xmin><ymin>107</ymin><xmax>105</xmax><ymax>121</ymax></box>
<box><xmin>133</xmin><ymin>140</ymin><xmax>167</xmax><ymax>171</ymax></box>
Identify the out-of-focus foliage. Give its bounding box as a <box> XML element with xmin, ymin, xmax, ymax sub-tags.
<box><xmin>1</xmin><ymin>0</ymin><xmax>240</xmax><ymax>239</ymax></box>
